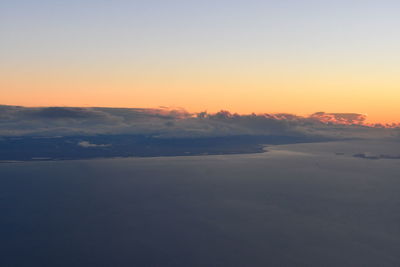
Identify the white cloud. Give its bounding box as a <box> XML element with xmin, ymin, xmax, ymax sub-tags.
<box><xmin>78</xmin><ymin>141</ymin><xmax>111</xmax><ymax>148</ymax></box>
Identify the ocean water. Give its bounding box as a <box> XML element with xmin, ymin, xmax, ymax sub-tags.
<box><xmin>1</xmin><ymin>142</ymin><xmax>400</xmax><ymax>266</ymax></box>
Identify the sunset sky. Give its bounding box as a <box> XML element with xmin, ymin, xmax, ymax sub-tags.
<box><xmin>1</xmin><ymin>0</ymin><xmax>399</xmax><ymax>123</ymax></box>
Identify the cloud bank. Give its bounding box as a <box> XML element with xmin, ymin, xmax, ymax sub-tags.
<box><xmin>0</xmin><ymin>105</ymin><xmax>398</xmax><ymax>139</ymax></box>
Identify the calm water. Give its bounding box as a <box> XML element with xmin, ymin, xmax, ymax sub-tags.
<box><xmin>1</xmin><ymin>143</ymin><xmax>400</xmax><ymax>266</ymax></box>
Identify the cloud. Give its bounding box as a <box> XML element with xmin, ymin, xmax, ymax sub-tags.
<box><xmin>310</xmin><ymin>112</ymin><xmax>367</xmax><ymax>125</ymax></box>
<box><xmin>0</xmin><ymin>105</ymin><xmax>398</xmax><ymax>139</ymax></box>
<box><xmin>353</xmin><ymin>152</ymin><xmax>400</xmax><ymax>160</ymax></box>
<box><xmin>78</xmin><ymin>141</ymin><xmax>111</xmax><ymax>148</ymax></box>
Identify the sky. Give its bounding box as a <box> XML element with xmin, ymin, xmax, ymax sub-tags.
<box><xmin>1</xmin><ymin>0</ymin><xmax>400</xmax><ymax>123</ymax></box>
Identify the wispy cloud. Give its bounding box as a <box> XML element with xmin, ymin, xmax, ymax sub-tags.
<box><xmin>78</xmin><ymin>141</ymin><xmax>111</xmax><ymax>148</ymax></box>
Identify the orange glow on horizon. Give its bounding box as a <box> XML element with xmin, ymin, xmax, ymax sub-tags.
<box><xmin>1</xmin><ymin>66</ymin><xmax>399</xmax><ymax>125</ymax></box>
<box><xmin>2</xmin><ymin>1</ymin><xmax>400</xmax><ymax>126</ymax></box>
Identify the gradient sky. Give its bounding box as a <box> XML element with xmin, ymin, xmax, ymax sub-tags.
<box><xmin>1</xmin><ymin>0</ymin><xmax>399</xmax><ymax>123</ymax></box>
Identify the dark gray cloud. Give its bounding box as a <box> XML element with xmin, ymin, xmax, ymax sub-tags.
<box><xmin>26</xmin><ymin>107</ymin><xmax>106</xmax><ymax>119</ymax></box>
<box><xmin>0</xmin><ymin>105</ymin><xmax>398</xmax><ymax>139</ymax></box>
<box><xmin>353</xmin><ymin>152</ymin><xmax>400</xmax><ymax>160</ymax></box>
